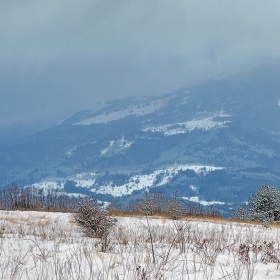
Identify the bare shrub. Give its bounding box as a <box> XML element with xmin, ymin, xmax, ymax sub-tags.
<box><xmin>166</xmin><ymin>191</ymin><xmax>186</xmax><ymax>220</ymax></box>
<box><xmin>238</xmin><ymin>243</ymin><xmax>250</xmax><ymax>263</ymax></box>
<box><xmin>238</xmin><ymin>241</ymin><xmax>279</xmax><ymax>265</ymax></box>
<box><xmin>138</xmin><ymin>192</ymin><xmax>157</xmax><ymax>216</ymax></box>
<box><xmin>260</xmin><ymin>241</ymin><xmax>279</xmax><ymax>264</ymax></box>
<box><xmin>73</xmin><ymin>198</ymin><xmax>117</xmax><ymax>252</ymax></box>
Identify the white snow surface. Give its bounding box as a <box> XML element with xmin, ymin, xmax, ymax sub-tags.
<box><xmin>101</xmin><ymin>141</ymin><xmax>115</xmax><ymax>155</ymax></box>
<box><xmin>183</xmin><ymin>196</ymin><xmax>225</xmax><ymax>206</ymax></box>
<box><xmin>26</xmin><ymin>173</ymin><xmax>98</xmax><ymax>190</ymax></box>
<box><xmin>143</xmin><ymin>113</ymin><xmax>231</xmax><ymax>135</ymax></box>
<box><xmin>27</xmin><ymin>180</ymin><xmax>66</xmax><ymax>193</ymax></box>
<box><xmin>25</xmin><ymin>165</ymin><xmax>224</xmax><ymax>198</ymax></box>
<box><xmin>74</xmin><ymin>99</ymin><xmax>168</xmax><ymax>125</ymax></box>
<box><xmin>1</xmin><ymin>210</ymin><xmax>280</xmax><ymax>279</ymax></box>
<box><xmin>68</xmin><ymin>172</ymin><xmax>98</xmax><ymax>188</ymax></box>
<box><xmin>101</xmin><ymin>136</ymin><xmax>134</xmax><ymax>156</ymax></box>
<box><xmin>66</xmin><ymin>147</ymin><xmax>77</xmax><ymax>157</ymax></box>
<box><xmin>189</xmin><ymin>185</ymin><xmax>198</xmax><ymax>193</ymax></box>
<box><xmin>93</xmin><ymin>164</ymin><xmax>224</xmax><ymax>197</ymax></box>
<box><xmin>72</xmin><ymin>179</ymin><xmax>97</xmax><ymax>188</ymax></box>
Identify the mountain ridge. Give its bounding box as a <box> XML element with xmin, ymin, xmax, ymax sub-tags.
<box><xmin>1</xmin><ymin>67</ymin><xmax>280</xmax><ymax>215</ymax></box>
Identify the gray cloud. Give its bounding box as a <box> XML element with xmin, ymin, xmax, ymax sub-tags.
<box><xmin>1</xmin><ymin>0</ymin><xmax>280</xmax><ymax>125</ymax></box>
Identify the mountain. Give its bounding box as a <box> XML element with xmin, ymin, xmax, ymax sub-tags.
<box><xmin>1</xmin><ymin>67</ymin><xmax>280</xmax><ymax>216</ymax></box>
<box><xmin>0</xmin><ymin>122</ymin><xmax>51</xmax><ymax>145</ymax></box>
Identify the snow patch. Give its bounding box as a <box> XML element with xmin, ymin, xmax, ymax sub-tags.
<box><xmin>68</xmin><ymin>193</ymin><xmax>87</xmax><ymax>198</ymax></box>
<box><xmin>189</xmin><ymin>185</ymin><xmax>198</xmax><ymax>193</ymax></box>
<box><xmin>142</xmin><ymin>113</ymin><xmax>231</xmax><ymax>136</ymax></box>
<box><xmin>74</xmin><ymin>99</ymin><xmax>168</xmax><ymax>125</ymax></box>
<box><xmin>183</xmin><ymin>196</ymin><xmax>225</xmax><ymax>206</ymax></box>
<box><xmin>101</xmin><ymin>141</ymin><xmax>115</xmax><ymax>155</ymax></box>
<box><xmin>27</xmin><ymin>179</ymin><xmax>65</xmax><ymax>193</ymax></box>
<box><xmin>73</xmin><ymin>179</ymin><xmax>96</xmax><ymax>188</ymax></box>
<box><xmin>26</xmin><ymin>173</ymin><xmax>98</xmax><ymax>191</ymax></box>
<box><xmin>93</xmin><ymin>164</ymin><xmax>224</xmax><ymax>197</ymax></box>
<box><xmin>66</xmin><ymin>147</ymin><xmax>77</xmax><ymax>157</ymax></box>
<box><xmin>101</xmin><ymin>137</ymin><xmax>134</xmax><ymax>156</ymax></box>
<box><xmin>69</xmin><ymin>173</ymin><xmax>97</xmax><ymax>188</ymax></box>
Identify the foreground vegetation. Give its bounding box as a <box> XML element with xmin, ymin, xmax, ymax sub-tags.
<box><xmin>0</xmin><ymin>210</ymin><xmax>280</xmax><ymax>279</ymax></box>
<box><xmin>1</xmin><ymin>184</ymin><xmax>280</xmax><ymax>278</ymax></box>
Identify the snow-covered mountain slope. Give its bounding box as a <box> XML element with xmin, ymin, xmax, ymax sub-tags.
<box><xmin>2</xmin><ymin>67</ymin><xmax>280</xmax><ymax>216</ymax></box>
<box><xmin>92</xmin><ymin>164</ymin><xmax>224</xmax><ymax>197</ymax></box>
<box><xmin>24</xmin><ymin>164</ymin><xmax>224</xmax><ymax>199</ymax></box>
<box><xmin>74</xmin><ymin>98</ymin><xmax>170</xmax><ymax>125</ymax></box>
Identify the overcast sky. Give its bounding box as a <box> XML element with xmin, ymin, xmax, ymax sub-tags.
<box><xmin>1</xmin><ymin>0</ymin><xmax>280</xmax><ymax>126</ymax></box>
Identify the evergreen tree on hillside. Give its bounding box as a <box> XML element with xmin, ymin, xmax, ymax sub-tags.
<box><xmin>233</xmin><ymin>184</ymin><xmax>280</xmax><ymax>223</ymax></box>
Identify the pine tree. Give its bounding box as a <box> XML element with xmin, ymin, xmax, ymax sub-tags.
<box><xmin>248</xmin><ymin>184</ymin><xmax>280</xmax><ymax>222</ymax></box>
<box><xmin>233</xmin><ymin>184</ymin><xmax>280</xmax><ymax>223</ymax></box>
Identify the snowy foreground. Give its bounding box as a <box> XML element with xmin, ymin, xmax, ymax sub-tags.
<box><xmin>0</xmin><ymin>211</ymin><xmax>280</xmax><ymax>279</ymax></box>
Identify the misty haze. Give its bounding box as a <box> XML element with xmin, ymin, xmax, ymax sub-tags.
<box><xmin>1</xmin><ymin>1</ymin><xmax>280</xmax><ymax>279</ymax></box>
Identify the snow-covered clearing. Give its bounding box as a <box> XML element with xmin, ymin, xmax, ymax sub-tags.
<box><xmin>183</xmin><ymin>196</ymin><xmax>225</xmax><ymax>206</ymax></box>
<box><xmin>24</xmin><ymin>164</ymin><xmax>224</xmax><ymax>198</ymax></box>
<box><xmin>0</xmin><ymin>210</ymin><xmax>280</xmax><ymax>279</ymax></box>
<box><xmin>100</xmin><ymin>137</ymin><xmax>134</xmax><ymax>156</ymax></box>
<box><xmin>142</xmin><ymin>113</ymin><xmax>231</xmax><ymax>136</ymax></box>
<box><xmin>93</xmin><ymin>165</ymin><xmax>224</xmax><ymax>197</ymax></box>
<box><xmin>74</xmin><ymin>99</ymin><xmax>168</xmax><ymax>125</ymax></box>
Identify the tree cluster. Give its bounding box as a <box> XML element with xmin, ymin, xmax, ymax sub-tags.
<box><xmin>125</xmin><ymin>191</ymin><xmax>221</xmax><ymax>219</ymax></box>
<box><xmin>233</xmin><ymin>184</ymin><xmax>280</xmax><ymax>223</ymax></box>
<box><xmin>0</xmin><ymin>184</ymin><xmax>81</xmax><ymax>212</ymax></box>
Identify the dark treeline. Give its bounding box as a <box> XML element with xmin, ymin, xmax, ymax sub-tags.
<box><xmin>0</xmin><ymin>185</ymin><xmax>221</xmax><ymax>218</ymax></box>
<box><xmin>118</xmin><ymin>192</ymin><xmax>222</xmax><ymax>218</ymax></box>
<box><xmin>0</xmin><ymin>185</ymin><xmax>82</xmax><ymax>211</ymax></box>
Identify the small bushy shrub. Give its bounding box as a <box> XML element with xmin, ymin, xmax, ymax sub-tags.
<box><xmin>73</xmin><ymin>198</ymin><xmax>117</xmax><ymax>252</ymax></box>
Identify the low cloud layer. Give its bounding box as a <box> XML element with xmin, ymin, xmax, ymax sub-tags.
<box><xmin>1</xmin><ymin>0</ymin><xmax>280</xmax><ymax>125</ymax></box>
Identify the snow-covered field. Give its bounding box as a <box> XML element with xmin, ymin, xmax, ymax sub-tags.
<box><xmin>1</xmin><ymin>210</ymin><xmax>280</xmax><ymax>279</ymax></box>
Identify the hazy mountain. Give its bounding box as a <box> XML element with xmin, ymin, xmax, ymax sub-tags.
<box><xmin>1</xmin><ymin>67</ymin><xmax>280</xmax><ymax>216</ymax></box>
<box><xmin>0</xmin><ymin>122</ymin><xmax>53</xmax><ymax>145</ymax></box>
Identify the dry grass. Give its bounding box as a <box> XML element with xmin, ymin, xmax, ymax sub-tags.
<box><xmin>109</xmin><ymin>210</ymin><xmax>218</xmax><ymax>220</ymax></box>
<box><xmin>109</xmin><ymin>211</ymin><xmax>273</xmax><ymax>226</ymax></box>
<box><xmin>0</xmin><ymin>210</ymin><xmax>280</xmax><ymax>279</ymax></box>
